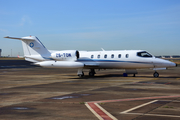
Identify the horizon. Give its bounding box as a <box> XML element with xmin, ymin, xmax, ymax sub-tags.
<box><xmin>0</xmin><ymin>0</ymin><xmax>180</xmax><ymax>56</ymax></box>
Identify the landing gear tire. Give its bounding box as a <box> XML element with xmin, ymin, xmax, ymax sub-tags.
<box><xmin>89</xmin><ymin>69</ymin><xmax>96</xmax><ymax>77</ymax></box>
<box><xmin>89</xmin><ymin>72</ymin><xmax>94</xmax><ymax>77</ymax></box>
<box><xmin>153</xmin><ymin>72</ymin><xmax>159</xmax><ymax>78</ymax></box>
<box><xmin>78</xmin><ymin>72</ymin><xmax>84</xmax><ymax>78</ymax></box>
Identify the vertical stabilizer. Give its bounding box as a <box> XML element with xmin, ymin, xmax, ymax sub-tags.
<box><xmin>4</xmin><ymin>36</ymin><xmax>51</xmax><ymax>57</ymax></box>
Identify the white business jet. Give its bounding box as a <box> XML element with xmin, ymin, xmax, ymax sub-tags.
<box><xmin>4</xmin><ymin>36</ymin><xmax>177</xmax><ymax>78</ymax></box>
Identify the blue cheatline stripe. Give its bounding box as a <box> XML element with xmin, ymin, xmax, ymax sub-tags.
<box><xmin>42</xmin><ymin>58</ymin><xmax>152</xmax><ymax>65</ymax></box>
<box><xmin>77</xmin><ymin>59</ymin><xmax>152</xmax><ymax>64</ymax></box>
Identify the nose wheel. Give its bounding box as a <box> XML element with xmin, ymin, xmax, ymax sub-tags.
<box><xmin>153</xmin><ymin>71</ymin><xmax>159</xmax><ymax>77</ymax></box>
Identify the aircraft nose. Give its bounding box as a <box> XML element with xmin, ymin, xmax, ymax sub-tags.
<box><xmin>169</xmin><ymin>61</ymin><xmax>177</xmax><ymax>67</ymax></box>
<box><xmin>153</xmin><ymin>58</ymin><xmax>177</xmax><ymax>68</ymax></box>
<box><xmin>171</xmin><ymin>62</ymin><xmax>177</xmax><ymax>67</ymax></box>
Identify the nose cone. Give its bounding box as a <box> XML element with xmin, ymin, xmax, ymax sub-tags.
<box><xmin>153</xmin><ymin>58</ymin><xmax>177</xmax><ymax>68</ymax></box>
<box><xmin>169</xmin><ymin>61</ymin><xmax>177</xmax><ymax>67</ymax></box>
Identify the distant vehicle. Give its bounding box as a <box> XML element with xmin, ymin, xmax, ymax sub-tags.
<box><xmin>4</xmin><ymin>36</ymin><xmax>177</xmax><ymax>78</ymax></box>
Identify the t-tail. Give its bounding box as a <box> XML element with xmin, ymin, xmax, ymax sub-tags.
<box><xmin>4</xmin><ymin>36</ymin><xmax>51</xmax><ymax>62</ymax></box>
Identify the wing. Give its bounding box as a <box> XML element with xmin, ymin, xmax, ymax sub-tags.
<box><xmin>76</xmin><ymin>57</ymin><xmax>99</xmax><ymax>68</ymax></box>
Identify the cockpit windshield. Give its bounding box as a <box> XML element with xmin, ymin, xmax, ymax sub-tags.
<box><xmin>137</xmin><ymin>51</ymin><xmax>152</xmax><ymax>57</ymax></box>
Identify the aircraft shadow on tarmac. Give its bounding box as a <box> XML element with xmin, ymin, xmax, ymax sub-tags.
<box><xmin>71</xmin><ymin>74</ymin><xmax>180</xmax><ymax>79</ymax></box>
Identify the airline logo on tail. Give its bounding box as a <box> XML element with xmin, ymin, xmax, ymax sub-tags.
<box><xmin>29</xmin><ymin>42</ymin><xmax>34</xmax><ymax>48</ymax></box>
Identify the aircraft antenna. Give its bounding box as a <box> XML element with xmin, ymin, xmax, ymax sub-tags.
<box><xmin>101</xmin><ymin>48</ymin><xmax>105</xmax><ymax>51</ymax></box>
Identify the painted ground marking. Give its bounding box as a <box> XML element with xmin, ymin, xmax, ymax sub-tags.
<box><xmin>121</xmin><ymin>100</ymin><xmax>158</xmax><ymax>114</ymax></box>
<box><xmin>122</xmin><ymin>113</ymin><xmax>180</xmax><ymax>118</ymax></box>
<box><xmin>121</xmin><ymin>99</ymin><xmax>180</xmax><ymax>118</ymax></box>
<box><xmin>85</xmin><ymin>102</ymin><xmax>117</xmax><ymax>120</ymax></box>
<box><xmin>86</xmin><ymin>95</ymin><xmax>180</xmax><ymax>120</ymax></box>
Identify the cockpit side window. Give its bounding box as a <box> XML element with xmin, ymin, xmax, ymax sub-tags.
<box><xmin>137</xmin><ymin>51</ymin><xmax>152</xmax><ymax>57</ymax></box>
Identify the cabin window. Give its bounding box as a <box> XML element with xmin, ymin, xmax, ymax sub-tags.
<box><xmin>118</xmin><ymin>54</ymin><xmax>121</xmax><ymax>58</ymax></box>
<box><xmin>111</xmin><ymin>54</ymin><xmax>114</xmax><ymax>58</ymax></box>
<box><xmin>126</xmin><ymin>54</ymin><xmax>129</xmax><ymax>58</ymax></box>
<box><xmin>137</xmin><ymin>51</ymin><xmax>152</xmax><ymax>57</ymax></box>
<box><xmin>104</xmin><ymin>54</ymin><xmax>107</xmax><ymax>58</ymax></box>
<box><xmin>91</xmin><ymin>55</ymin><xmax>94</xmax><ymax>58</ymax></box>
<box><xmin>97</xmin><ymin>55</ymin><xmax>100</xmax><ymax>58</ymax></box>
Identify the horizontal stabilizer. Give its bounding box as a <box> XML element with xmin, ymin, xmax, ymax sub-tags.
<box><xmin>4</xmin><ymin>36</ymin><xmax>35</xmax><ymax>41</ymax></box>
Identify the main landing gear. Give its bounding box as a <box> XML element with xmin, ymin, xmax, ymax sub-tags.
<box><xmin>89</xmin><ymin>69</ymin><xmax>96</xmax><ymax>77</ymax></box>
<box><xmin>77</xmin><ymin>69</ymin><xmax>84</xmax><ymax>78</ymax></box>
<box><xmin>153</xmin><ymin>71</ymin><xmax>159</xmax><ymax>78</ymax></box>
<box><xmin>78</xmin><ymin>72</ymin><xmax>84</xmax><ymax>78</ymax></box>
<box><xmin>77</xmin><ymin>69</ymin><xmax>96</xmax><ymax>78</ymax></box>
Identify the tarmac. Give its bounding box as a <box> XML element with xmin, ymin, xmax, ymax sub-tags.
<box><xmin>0</xmin><ymin>63</ymin><xmax>180</xmax><ymax>120</ymax></box>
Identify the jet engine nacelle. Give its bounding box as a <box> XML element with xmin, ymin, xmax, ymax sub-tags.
<box><xmin>51</xmin><ymin>50</ymin><xmax>79</xmax><ymax>61</ymax></box>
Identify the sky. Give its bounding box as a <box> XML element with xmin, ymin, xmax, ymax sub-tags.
<box><xmin>0</xmin><ymin>0</ymin><xmax>180</xmax><ymax>56</ymax></box>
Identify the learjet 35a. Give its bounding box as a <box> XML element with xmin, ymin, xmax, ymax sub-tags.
<box><xmin>4</xmin><ymin>36</ymin><xmax>177</xmax><ymax>78</ymax></box>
